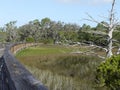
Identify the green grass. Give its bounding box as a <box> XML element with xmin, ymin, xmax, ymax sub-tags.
<box><xmin>16</xmin><ymin>45</ymin><xmax>108</xmax><ymax>90</ymax></box>
<box><xmin>16</xmin><ymin>45</ymin><xmax>73</xmax><ymax>57</ymax></box>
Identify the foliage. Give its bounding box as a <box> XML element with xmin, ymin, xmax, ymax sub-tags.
<box><xmin>4</xmin><ymin>21</ymin><xmax>18</xmax><ymax>42</ymax></box>
<box><xmin>0</xmin><ymin>32</ymin><xmax>6</xmax><ymax>42</ymax></box>
<box><xmin>78</xmin><ymin>30</ymin><xmax>108</xmax><ymax>46</ymax></box>
<box><xmin>1</xmin><ymin>18</ymin><xmax>120</xmax><ymax>52</ymax></box>
<box><xmin>78</xmin><ymin>31</ymin><xmax>92</xmax><ymax>41</ymax></box>
<box><xmin>2</xmin><ymin>18</ymin><xmax>80</xmax><ymax>43</ymax></box>
<box><xmin>113</xmin><ymin>31</ymin><xmax>120</xmax><ymax>43</ymax></box>
<box><xmin>26</xmin><ymin>37</ymin><xmax>35</xmax><ymax>42</ymax></box>
<box><xmin>81</xmin><ymin>24</ymin><xmax>91</xmax><ymax>31</ymax></box>
<box><xmin>96</xmin><ymin>55</ymin><xmax>120</xmax><ymax>90</ymax></box>
<box><xmin>95</xmin><ymin>21</ymin><xmax>107</xmax><ymax>31</ymax></box>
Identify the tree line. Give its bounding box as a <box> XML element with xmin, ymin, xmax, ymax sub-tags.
<box><xmin>0</xmin><ymin>18</ymin><xmax>120</xmax><ymax>47</ymax></box>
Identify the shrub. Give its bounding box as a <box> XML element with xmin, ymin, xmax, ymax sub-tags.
<box><xmin>96</xmin><ymin>55</ymin><xmax>120</xmax><ymax>90</ymax></box>
<box><xmin>26</xmin><ymin>37</ymin><xmax>35</xmax><ymax>42</ymax></box>
<box><xmin>42</xmin><ymin>39</ymin><xmax>53</xmax><ymax>44</ymax></box>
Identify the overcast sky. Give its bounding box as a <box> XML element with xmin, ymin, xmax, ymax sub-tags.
<box><xmin>0</xmin><ymin>0</ymin><xmax>119</xmax><ymax>27</ymax></box>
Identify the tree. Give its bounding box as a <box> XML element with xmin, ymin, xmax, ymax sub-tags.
<box><xmin>5</xmin><ymin>21</ymin><xmax>18</xmax><ymax>42</ymax></box>
<box><xmin>81</xmin><ymin>24</ymin><xmax>91</xmax><ymax>31</ymax></box>
<box><xmin>96</xmin><ymin>21</ymin><xmax>107</xmax><ymax>31</ymax></box>
<box><xmin>29</xmin><ymin>19</ymin><xmax>41</xmax><ymax>42</ymax></box>
<box><xmin>63</xmin><ymin>23</ymin><xmax>79</xmax><ymax>43</ymax></box>
<box><xmin>18</xmin><ymin>19</ymin><xmax>41</xmax><ymax>42</ymax></box>
<box><xmin>41</xmin><ymin>17</ymin><xmax>51</xmax><ymax>39</ymax></box>
<box><xmin>49</xmin><ymin>21</ymin><xmax>61</xmax><ymax>44</ymax></box>
<box><xmin>106</xmin><ymin>0</ymin><xmax>116</xmax><ymax>57</ymax></box>
<box><xmin>18</xmin><ymin>24</ymin><xmax>31</xmax><ymax>42</ymax></box>
<box><xmin>86</xmin><ymin>0</ymin><xmax>119</xmax><ymax>58</ymax></box>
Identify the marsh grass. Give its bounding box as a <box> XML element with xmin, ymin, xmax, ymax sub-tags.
<box><xmin>26</xmin><ymin>66</ymin><xmax>77</xmax><ymax>90</ymax></box>
<box><xmin>16</xmin><ymin>45</ymin><xmax>73</xmax><ymax>57</ymax></box>
<box><xmin>16</xmin><ymin>45</ymin><xmax>108</xmax><ymax>90</ymax></box>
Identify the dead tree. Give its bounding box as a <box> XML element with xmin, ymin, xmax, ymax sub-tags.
<box><xmin>86</xmin><ymin>0</ymin><xmax>119</xmax><ymax>58</ymax></box>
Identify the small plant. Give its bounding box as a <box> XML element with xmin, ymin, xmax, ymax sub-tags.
<box><xmin>96</xmin><ymin>55</ymin><xmax>120</xmax><ymax>90</ymax></box>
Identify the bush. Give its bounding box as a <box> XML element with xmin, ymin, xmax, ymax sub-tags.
<box><xmin>42</xmin><ymin>39</ymin><xmax>53</xmax><ymax>44</ymax></box>
<box><xmin>26</xmin><ymin>37</ymin><xmax>35</xmax><ymax>42</ymax></box>
<box><xmin>96</xmin><ymin>55</ymin><xmax>120</xmax><ymax>90</ymax></box>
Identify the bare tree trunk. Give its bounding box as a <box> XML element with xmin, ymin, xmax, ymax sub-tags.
<box><xmin>106</xmin><ymin>0</ymin><xmax>115</xmax><ymax>58</ymax></box>
<box><xmin>107</xmin><ymin>28</ymin><xmax>113</xmax><ymax>57</ymax></box>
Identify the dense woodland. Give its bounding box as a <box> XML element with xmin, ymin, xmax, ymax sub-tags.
<box><xmin>0</xmin><ymin>18</ymin><xmax>120</xmax><ymax>48</ymax></box>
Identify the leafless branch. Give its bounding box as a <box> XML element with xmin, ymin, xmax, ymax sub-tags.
<box><xmin>85</xmin><ymin>13</ymin><xmax>109</xmax><ymax>28</ymax></box>
<box><xmin>99</xmin><ymin>15</ymin><xmax>109</xmax><ymax>21</ymax></box>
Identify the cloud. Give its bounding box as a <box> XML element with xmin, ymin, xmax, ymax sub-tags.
<box><xmin>91</xmin><ymin>0</ymin><xmax>113</xmax><ymax>5</ymax></box>
<box><xmin>55</xmin><ymin>0</ymin><xmax>113</xmax><ymax>5</ymax></box>
<box><xmin>103</xmin><ymin>0</ymin><xmax>113</xmax><ymax>3</ymax></box>
<box><xmin>56</xmin><ymin>0</ymin><xmax>81</xmax><ymax>3</ymax></box>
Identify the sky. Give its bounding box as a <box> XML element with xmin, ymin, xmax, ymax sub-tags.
<box><xmin>0</xmin><ymin>0</ymin><xmax>120</xmax><ymax>27</ymax></box>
